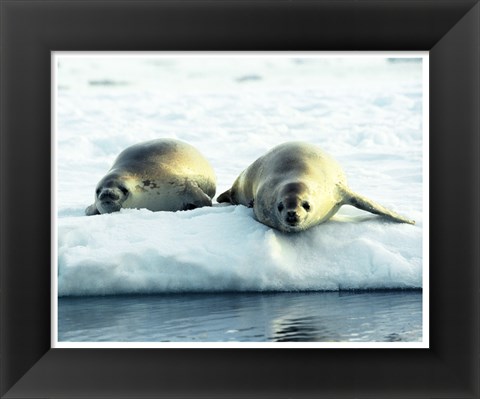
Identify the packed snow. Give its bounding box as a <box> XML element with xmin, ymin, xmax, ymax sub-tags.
<box><xmin>55</xmin><ymin>54</ymin><xmax>426</xmax><ymax>296</ymax></box>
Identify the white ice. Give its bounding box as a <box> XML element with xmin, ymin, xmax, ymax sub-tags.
<box><xmin>56</xmin><ymin>54</ymin><xmax>425</xmax><ymax>296</ymax></box>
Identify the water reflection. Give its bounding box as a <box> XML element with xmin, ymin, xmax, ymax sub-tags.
<box><xmin>270</xmin><ymin>316</ymin><xmax>336</xmax><ymax>342</ymax></box>
<box><xmin>58</xmin><ymin>291</ymin><xmax>422</xmax><ymax>343</ymax></box>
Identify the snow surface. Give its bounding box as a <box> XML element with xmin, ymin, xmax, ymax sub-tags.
<box><xmin>55</xmin><ymin>54</ymin><xmax>425</xmax><ymax>296</ymax></box>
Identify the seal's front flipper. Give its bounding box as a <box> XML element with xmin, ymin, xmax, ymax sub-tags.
<box><xmin>183</xmin><ymin>182</ymin><xmax>213</xmax><ymax>210</ymax></box>
<box><xmin>217</xmin><ymin>189</ymin><xmax>232</xmax><ymax>203</ymax></box>
<box><xmin>85</xmin><ymin>203</ymin><xmax>100</xmax><ymax>216</ymax></box>
<box><xmin>339</xmin><ymin>186</ymin><xmax>415</xmax><ymax>225</ymax></box>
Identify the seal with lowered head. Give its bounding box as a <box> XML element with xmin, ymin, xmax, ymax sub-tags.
<box><xmin>85</xmin><ymin>138</ymin><xmax>216</xmax><ymax>215</ymax></box>
<box><xmin>217</xmin><ymin>141</ymin><xmax>414</xmax><ymax>232</ymax></box>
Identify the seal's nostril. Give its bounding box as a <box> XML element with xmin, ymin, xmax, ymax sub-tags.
<box><xmin>286</xmin><ymin>211</ymin><xmax>299</xmax><ymax>225</ymax></box>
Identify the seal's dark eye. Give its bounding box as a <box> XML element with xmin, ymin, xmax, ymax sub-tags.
<box><xmin>96</xmin><ymin>188</ymin><xmax>101</xmax><ymax>196</ymax></box>
<box><xmin>277</xmin><ymin>203</ymin><xmax>284</xmax><ymax>212</ymax></box>
<box><xmin>120</xmin><ymin>187</ymin><xmax>129</xmax><ymax>195</ymax></box>
<box><xmin>302</xmin><ymin>201</ymin><xmax>311</xmax><ymax>211</ymax></box>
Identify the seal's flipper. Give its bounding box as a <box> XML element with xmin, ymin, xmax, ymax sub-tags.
<box><xmin>217</xmin><ymin>189</ymin><xmax>232</xmax><ymax>203</ymax></box>
<box><xmin>339</xmin><ymin>186</ymin><xmax>415</xmax><ymax>225</ymax></box>
<box><xmin>85</xmin><ymin>203</ymin><xmax>100</xmax><ymax>216</ymax></box>
<box><xmin>183</xmin><ymin>182</ymin><xmax>213</xmax><ymax>210</ymax></box>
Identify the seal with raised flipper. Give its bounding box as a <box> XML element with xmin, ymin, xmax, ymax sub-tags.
<box><xmin>85</xmin><ymin>138</ymin><xmax>216</xmax><ymax>215</ymax></box>
<box><xmin>217</xmin><ymin>141</ymin><xmax>414</xmax><ymax>232</ymax></box>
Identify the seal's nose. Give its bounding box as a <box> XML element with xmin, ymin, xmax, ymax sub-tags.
<box><xmin>99</xmin><ymin>189</ymin><xmax>119</xmax><ymax>201</ymax></box>
<box><xmin>286</xmin><ymin>211</ymin><xmax>299</xmax><ymax>224</ymax></box>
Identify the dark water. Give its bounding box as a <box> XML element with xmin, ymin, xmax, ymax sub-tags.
<box><xmin>58</xmin><ymin>291</ymin><xmax>422</xmax><ymax>343</ymax></box>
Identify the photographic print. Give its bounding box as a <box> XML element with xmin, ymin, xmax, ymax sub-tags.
<box><xmin>53</xmin><ymin>53</ymin><xmax>428</xmax><ymax>348</ymax></box>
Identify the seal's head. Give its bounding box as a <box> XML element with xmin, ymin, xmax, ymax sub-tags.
<box><xmin>273</xmin><ymin>182</ymin><xmax>314</xmax><ymax>232</ymax></box>
<box><xmin>94</xmin><ymin>175</ymin><xmax>130</xmax><ymax>214</ymax></box>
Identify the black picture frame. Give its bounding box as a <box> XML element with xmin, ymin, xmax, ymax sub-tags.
<box><xmin>1</xmin><ymin>0</ymin><xmax>479</xmax><ymax>398</ymax></box>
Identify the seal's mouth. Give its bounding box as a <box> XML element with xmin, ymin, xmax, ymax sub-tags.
<box><xmin>286</xmin><ymin>216</ymin><xmax>299</xmax><ymax>225</ymax></box>
<box><xmin>285</xmin><ymin>211</ymin><xmax>300</xmax><ymax>226</ymax></box>
<box><xmin>97</xmin><ymin>200</ymin><xmax>122</xmax><ymax>214</ymax></box>
<box><xmin>279</xmin><ymin>213</ymin><xmax>309</xmax><ymax>232</ymax></box>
